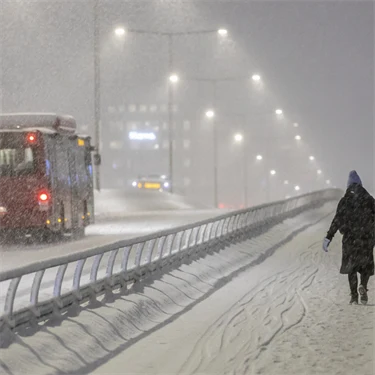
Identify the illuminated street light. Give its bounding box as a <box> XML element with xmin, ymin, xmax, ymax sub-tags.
<box><xmin>317</xmin><ymin>169</ymin><xmax>322</xmax><ymax>175</ymax></box>
<box><xmin>270</xmin><ymin>170</ymin><xmax>276</xmax><ymax>175</ymax></box>
<box><xmin>295</xmin><ymin>185</ymin><xmax>301</xmax><ymax>191</ymax></box>
<box><xmin>275</xmin><ymin>109</ymin><xmax>283</xmax><ymax>115</ymax></box>
<box><xmin>295</xmin><ymin>135</ymin><xmax>302</xmax><ymax>141</ymax></box>
<box><xmin>309</xmin><ymin>156</ymin><xmax>315</xmax><ymax>161</ymax></box>
<box><xmin>326</xmin><ymin>180</ymin><xmax>331</xmax><ymax>185</ymax></box>
<box><xmin>218</xmin><ymin>28</ymin><xmax>228</xmax><ymax>37</ymax></box>
<box><xmin>169</xmin><ymin>74</ymin><xmax>179</xmax><ymax>83</ymax></box>
<box><xmin>205</xmin><ymin>110</ymin><xmax>215</xmax><ymax>118</ymax></box>
<box><xmin>114</xmin><ymin>27</ymin><xmax>126</xmax><ymax>36</ymax></box>
<box><xmin>284</xmin><ymin>180</ymin><xmax>289</xmax><ymax>185</ymax></box>
<box><xmin>234</xmin><ymin>133</ymin><xmax>243</xmax><ymax>143</ymax></box>
<box><xmin>293</xmin><ymin>122</ymin><xmax>299</xmax><ymax>128</ymax></box>
<box><xmin>252</xmin><ymin>74</ymin><xmax>261</xmax><ymax>82</ymax></box>
<box><xmin>256</xmin><ymin>154</ymin><xmax>263</xmax><ymax>161</ymax></box>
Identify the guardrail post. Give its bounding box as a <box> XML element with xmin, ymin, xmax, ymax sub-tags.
<box><xmin>145</xmin><ymin>239</ymin><xmax>157</xmax><ymax>264</ymax></box>
<box><xmin>73</xmin><ymin>259</ymin><xmax>86</xmax><ymax>301</ymax></box>
<box><xmin>3</xmin><ymin>277</ymin><xmax>22</xmax><ymax>328</ymax></box>
<box><xmin>30</xmin><ymin>270</ymin><xmax>45</xmax><ymax>318</ymax></box>
<box><xmin>155</xmin><ymin>236</ymin><xmax>166</xmax><ymax>261</ymax></box>
<box><xmin>53</xmin><ymin>264</ymin><xmax>68</xmax><ymax>298</ymax></box>
<box><xmin>106</xmin><ymin>249</ymin><xmax>120</xmax><ymax>279</ymax></box>
<box><xmin>89</xmin><ymin>253</ymin><xmax>105</xmax><ymax>299</ymax></box>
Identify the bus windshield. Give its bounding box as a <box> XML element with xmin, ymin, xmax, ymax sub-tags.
<box><xmin>0</xmin><ymin>133</ymin><xmax>36</xmax><ymax>177</ymax></box>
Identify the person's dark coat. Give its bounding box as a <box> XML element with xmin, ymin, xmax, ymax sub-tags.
<box><xmin>326</xmin><ymin>182</ymin><xmax>375</xmax><ymax>275</ymax></box>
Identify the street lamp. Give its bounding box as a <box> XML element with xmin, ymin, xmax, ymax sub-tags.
<box><xmin>295</xmin><ymin>135</ymin><xmax>302</xmax><ymax>141</ymax></box>
<box><xmin>217</xmin><ymin>28</ymin><xmax>228</xmax><ymax>36</ymax></box>
<box><xmin>114</xmin><ymin>27</ymin><xmax>126</xmax><ymax>36</ymax></box>
<box><xmin>293</xmin><ymin>122</ymin><xmax>299</xmax><ymax>128</ymax></box>
<box><xmin>256</xmin><ymin>154</ymin><xmax>263</xmax><ymax>161</ymax></box>
<box><xmin>295</xmin><ymin>185</ymin><xmax>301</xmax><ymax>191</ymax></box>
<box><xmin>270</xmin><ymin>170</ymin><xmax>276</xmax><ymax>175</ymax></box>
<box><xmin>275</xmin><ymin>109</ymin><xmax>283</xmax><ymax>115</ymax></box>
<box><xmin>309</xmin><ymin>156</ymin><xmax>315</xmax><ymax>161</ymax></box>
<box><xmin>317</xmin><ymin>169</ymin><xmax>322</xmax><ymax>175</ymax></box>
<box><xmin>252</xmin><ymin>74</ymin><xmax>261</xmax><ymax>82</ymax></box>
<box><xmin>326</xmin><ymin>180</ymin><xmax>331</xmax><ymax>185</ymax></box>
<box><xmin>284</xmin><ymin>180</ymin><xmax>289</xmax><ymax>185</ymax></box>
<box><xmin>101</xmin><ymin>26</ymin><xmax>227</xmax><ymax>194</ymax></box>
<box><xmin>234</xmin><ymin>133</ymin><xmax>243</xmax><ymax>143</ymax></box>
<box><xmin>205</xmin><ymin>109</ymin><xmax>215</xmax><ymax>118</ymax></box>
<box><xmin>169</xmin><ymin>74</ymin><xmax>179</xmax><ymax>83</ymax></box>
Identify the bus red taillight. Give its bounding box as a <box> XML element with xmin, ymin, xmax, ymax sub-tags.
<box><xmin>27</xmin><ymin>133</ymin><xmax>37</xmax><ymax>143</ymax></box>
<box><xmin>39</xmin><ymin>193</ymin><xmax>49</xmax><ymax>202</ymax></box>
<box><xmin>38</xmin><ymin>191</ymin><xmax>50</xmax><ymax>211</ymax></box>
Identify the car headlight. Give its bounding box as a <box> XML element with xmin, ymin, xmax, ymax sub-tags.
<box><xmin>163</xmin><ymin>182</ymin><xmax>170</xmax><ymax>188</ymax></box>
<box><xmin>132</xmin><ymin>181</ymin><xmax>137</xmax><ymax>187</ymax></box>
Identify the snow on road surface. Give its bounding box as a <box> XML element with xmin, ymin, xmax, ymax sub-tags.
<box><xmin>1</xmin><ymin>202</ymin><xmax>373</xmax><ymax>375</ymax></box>
<box><xmin>90</xmin><ymin>205</ymin><xmax>374</xmax><ymax>375</ymax></box>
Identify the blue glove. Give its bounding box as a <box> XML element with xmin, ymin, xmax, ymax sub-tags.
<box><xmin>323</xmin><ymin>238</ymin><xmax>330</xmax><ymax>252</ymax></box>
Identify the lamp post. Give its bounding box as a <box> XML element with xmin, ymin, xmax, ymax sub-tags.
<box><xmin>93</xmin><ymin>0</ymin><xmax>101</xmax><ymax>191</ymax></box>
<box><xmin>194</xmin><ymin>76</ymin><xmax>251</xmax><ymax>207</ymax></box>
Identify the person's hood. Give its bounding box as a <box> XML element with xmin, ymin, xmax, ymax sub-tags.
<box><xmin>347</xmin><ymin>170</ymin><xmax>362</xmax><ymax>188</ymax></box>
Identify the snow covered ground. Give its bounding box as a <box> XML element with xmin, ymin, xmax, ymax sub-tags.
<box><xmin>1</xmin><ymin>201</ymin><xmax>374</xmax><ymax>375</ymax></box>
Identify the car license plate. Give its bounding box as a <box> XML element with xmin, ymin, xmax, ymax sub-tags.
<box><xmin>144</xmin><ymin>182</ymin><xmax>161</xmax><ymax>189</ymax></box>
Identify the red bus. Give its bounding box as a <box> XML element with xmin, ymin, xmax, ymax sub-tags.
<box><xmin>0</xmin><ymin>113</ymin><xmax>96</xmax><ymax>239</ymax></box>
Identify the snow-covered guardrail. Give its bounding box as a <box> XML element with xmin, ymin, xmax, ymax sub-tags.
<box><xmin>0</xmin><ymin>189</ymin><xmax>341</xmax><ymax>332</ymax></box>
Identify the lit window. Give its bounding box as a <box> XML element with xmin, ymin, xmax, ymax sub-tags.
<box><xmin>183</xmin><ymin>140</ymin><xmax>190</xmax><ymax>149</ymax></box>
<box><xmin>129</xmin><ymin>104</ymin><xmax>136</xmax><ymax>112</ymax></box>
<box><xmin>140</xmin><ymin>105</ymin><xmax>147</xmax><ymax>112</ymax></box>
<box><xmin>150</xmin><ymin>105</ymin><xmax>157</xmax><ymax>112</ymax></box>
<box><xmin>184</xmin><ymin>177</ymin><xmax>191</xmax><ymax>186</ymax></box>
<box><xmin>183</xmin><ymin>121</ymin><xmax>191</xmax><ymax>131</ymax></box>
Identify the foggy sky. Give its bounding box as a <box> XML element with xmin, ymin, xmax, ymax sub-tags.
<box><xmin>0</xmin><ymin>1</ymin><xmax>373</xmax><ymax>191</ymax></box>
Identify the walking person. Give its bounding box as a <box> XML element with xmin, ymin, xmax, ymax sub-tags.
<box><xmin>323</xmin><ymin>171</ymin><xmax>374</xmax><ymax>304</ymax></box>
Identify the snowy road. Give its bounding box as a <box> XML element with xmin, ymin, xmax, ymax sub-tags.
<box><xmin>1</xmin><ymin>202</ymin><xmax>374</xmax><ymax>375</ymax></box>
<box><xmin>91</xmin><ymin>207</ymin><xmax>374</xmax><ymax>375</ymax></box>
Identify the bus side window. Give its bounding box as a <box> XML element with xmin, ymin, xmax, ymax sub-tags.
<box><xmin>75</xmin><ymin>144</ymin><xmax>86</xmax><ymax>188</ymax></box>
<box><xmin>56</xmin><ymin>137</ymin><xmax>69</xmax><ymax>187</ymax></box>
<box><xmin>84</xmin><ymin>146</ymin><xmax>93</xmax><ymax>186</ymax></box>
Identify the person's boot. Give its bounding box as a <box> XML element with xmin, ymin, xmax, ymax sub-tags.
<box><xmin>349</xmin><ymin>294</ymin><xmax>358</xmax><ymax>305</ymax></box>
<box><xmin>358</xmin><ymin>285</ymin><xmax>368</xmax><ymax>305</ymax></box>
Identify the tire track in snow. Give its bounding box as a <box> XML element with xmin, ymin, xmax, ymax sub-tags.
<box><xmin>180</xmin><ymin>234</ymin><xmax>323</xmax><ymax>375</ymax></box>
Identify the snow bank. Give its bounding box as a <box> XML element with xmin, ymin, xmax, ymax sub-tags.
<box><xmin>0</xmin><ymin>202</ymin><xmax>347</xmax><ymax>375</ymax></box>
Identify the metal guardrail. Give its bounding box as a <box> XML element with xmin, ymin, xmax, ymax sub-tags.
<box><xmin>0</xmin><ymin>189</ymin><xmax>341</xmax><ymax>332</ymax></box>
